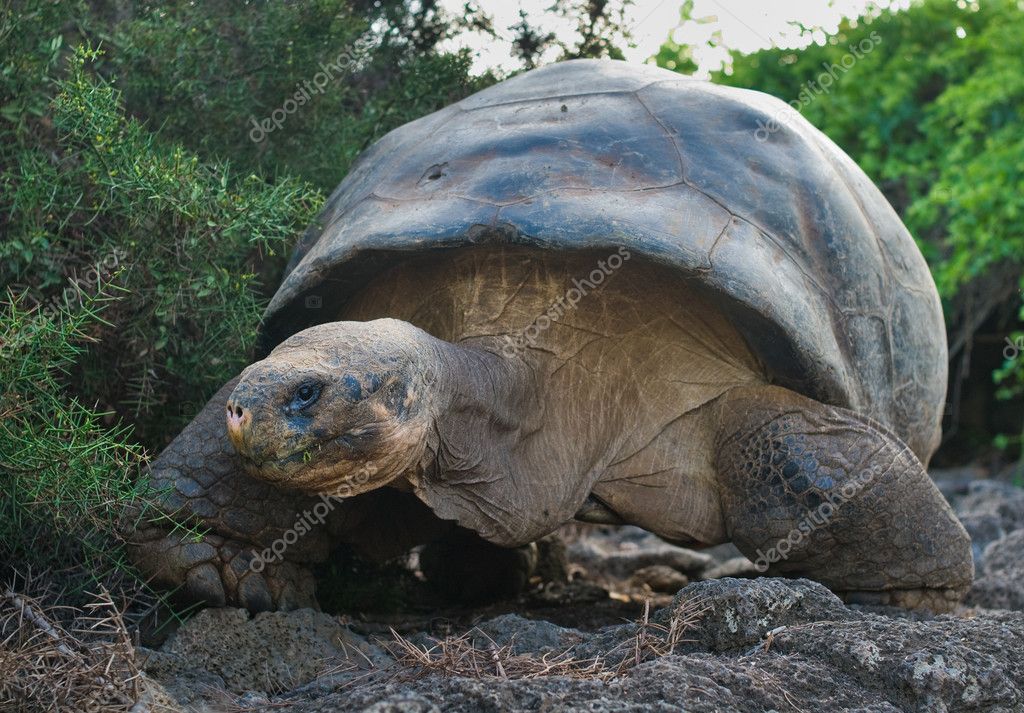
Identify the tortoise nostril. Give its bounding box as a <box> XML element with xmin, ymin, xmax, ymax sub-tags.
<box><xmin>226</xmin><ymin>402</ymin><xmax>247</xmax><ymax>426</ymax></box>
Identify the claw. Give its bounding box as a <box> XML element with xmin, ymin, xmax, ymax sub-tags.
<box><xmin>130</xmin><ymin>529</ymin><xmax>318</xmax><ymax>612</ymax></box>
<box><xmin>186</xmin><ymin>563</ymin><xmax>226</xmax><ymax>607</ymax></box>
<box><xmin>124</xmin><ymin>376</ymin><xmax>329</xmax><ymax>612</ymax></box>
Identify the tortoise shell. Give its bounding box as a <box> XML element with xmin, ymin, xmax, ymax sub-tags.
<box><xmin>257</xmin><ymin>59</ymin><xmax>946</xmax><ymax>462</ymax></box>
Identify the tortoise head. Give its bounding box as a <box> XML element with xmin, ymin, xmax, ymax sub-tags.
<box><xmin>225</xmin><ymin>319</ymin><xmax>436</xmax><ymax>497</ymax></box>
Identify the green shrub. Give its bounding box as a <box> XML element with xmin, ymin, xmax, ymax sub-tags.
<box><xmin>0</xmin><ymin>43</ymin><xmax>320</xmax><ymax>588</ymax></box>
<box><xmin>0</xmin><ymin>290</ymin><xmax>142</xmax><ymax>595</ymax></box>
<box><xmin>0</xmin><ymin>0</ymin><xmax>487</xmax><ymax>590</ymax></box>
<box><xmin>103</xmin><ymin>0</ymin><xmax>494</xmax><ymax>190</ymax></box>
<box><xmin>3</xmin><ymin>45</ymin><xmax>323</xmax><ymax>446</ymax></box>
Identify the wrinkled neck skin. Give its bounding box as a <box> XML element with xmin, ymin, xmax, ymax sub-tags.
<box><xmin>399</xmin><ymin>334</ymin><xmax>575</xmax><ymax>547</ymax></box>
<box><xmin>428</xmin><ymin>340</ymin><xmax>542</xmax><ymax>454</ymax></box>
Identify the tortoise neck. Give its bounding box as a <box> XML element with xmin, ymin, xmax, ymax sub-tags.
<box><xmin>403</xmin><ymin>336</ymin><xmax>545</xmax><ymax>501</ymax></box>
<box><xmin>430</xmin><ymin>340</ymin><xmax>542</xmax><ymax>443</ymax></box>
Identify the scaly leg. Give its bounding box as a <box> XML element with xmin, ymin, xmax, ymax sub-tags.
<box><xmin>714</xmin><ymin>385</ymin><xmax>973</xmax><ymax>612</ymax></box>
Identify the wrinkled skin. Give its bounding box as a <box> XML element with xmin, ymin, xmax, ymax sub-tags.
<box><xmin>715</xmin><ymin>386</ymin><xmax>972</xmax><ymax>611</ymax></box>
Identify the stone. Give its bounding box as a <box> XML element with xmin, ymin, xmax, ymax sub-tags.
<box><xmin>566</xmin><ymin>525</ymin><xmax>714</xmax><ymax>579</ymax></box>
<box><xmin>966</xmin><ymin>530</ymin><xmax>1024</xmax><ymax>610</ymax></box>
<box><xmin>142</xmin><ymin>483</ymin><xmax>1024</xmax><ymax>712</ymax></box>
<box><xmin>472</xmin><ymin>613</ymin><xmax>584</xmax><ymax>654</ymax></box>
<box><xmin>141</xmin><ymin>607</ymin><xmax>385</xmax><ymax>702</ymax></box>
<box><xmin>143</xmin><ymin>577</ymin><xmax>1024</xmax><ymax>712</ymax></box>
<box><xmin>701</xmin><ymin>556</ymin><xmax>760</xmax><ymax>581</ymax></box>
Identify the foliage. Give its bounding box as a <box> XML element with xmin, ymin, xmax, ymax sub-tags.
<box><xmin>509</xmin><ymin>0</ymin><xmax>634</xmax><ymax>68</ymax></box>
<box><xmin>651</xmin><ymin>0</ymin><xmax>704</xmax><ymax>76</ymax></box>
<box><xmin>0</xmin><ymin>5</ymin><xmax>321</xmax><ymax>589</ymax></box>
<box><xmin>0</xmin><ymin>291</ymin><xmax>142</xmax><ymax>597</ymax></box>
<box><xmin>3</xmin><ymin>45</ymin><xmax>323</xmax><ymax>446</ymax></box>
<box><xmin>660</xmin><ymin>0</ymin><xmax>1024</xmax><ymax>455</ymax></box>
<box><xmin>103</xmin><ymin>0</ymin><xmax>495</xmax><ymax>190</ymax></box>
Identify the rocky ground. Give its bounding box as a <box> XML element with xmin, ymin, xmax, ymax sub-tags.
<box><xmin>135</xmin><ymin>473</ymin><xmax>1024</xmax><ymax>712</ymax></box>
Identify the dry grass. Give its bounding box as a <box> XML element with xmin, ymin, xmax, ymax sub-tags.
<box><xmin>743</xmin><ymin>665</ymin><xmax>806</xmax><ymax>713</ymax></box>
<box><xmin>611</xmin><ymin>596</ymin><xmax>708</xmax><ymax>673</ymax></box>
<box><xmin>0</xmin><ymin>575</ymin><xmax>142</xmax><ymax>712</ymax></box>
<box><xmin>389</xmin><ymin>627</ymin><xmax>614</xmax><ymax>681</ymax></box>
<box><xmin>387</xmin><ymin>595</ymin><xmax>709</xmax><ymax>682</ymax></box>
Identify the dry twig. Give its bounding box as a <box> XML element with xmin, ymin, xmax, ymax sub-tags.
<box><xmin>0</xmin><ymin>574</ymin><xmax>142</xmax><ymax>712</ymax></box>
<box><xmin>387</xmin><ymin>595</ymin><xmax>709</xmax><ymax>682</ymax></box>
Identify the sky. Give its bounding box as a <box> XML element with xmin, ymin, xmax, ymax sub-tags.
<box><xmin>438</xmin><ymin>0</ymin><xmax>912</xmax><ymax>76</ymax></box>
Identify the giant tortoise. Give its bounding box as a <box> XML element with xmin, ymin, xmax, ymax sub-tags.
<box><xmin>130</xmin><ymin>59</ymin><xmax>972</xmax><ymax>613</ymax></box>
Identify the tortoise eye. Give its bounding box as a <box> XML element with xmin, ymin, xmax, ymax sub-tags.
<box><xmin>290</xmin><ymin>381</ymin><xmax>322</xmax><ymax>412</ymax></box>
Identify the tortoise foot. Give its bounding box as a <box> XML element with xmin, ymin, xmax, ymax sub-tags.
<box><xmin>125</xmin><ymin>377</ymin><xmax>336</xmax><ymax>612</ymax></box>
<box><xmin>715</xmin><ymin>386</ymin><xmax>974</xmax><ymax>611</ymax></box>
<box><xmin>840</xmin><ymin>587</ymin><xmax>966</xmax><ymax>614</ymax></box>
<box><xmin>131</xmin><ymin>527</ymin><xmax>317</xmax><ymax>612</ymax></box>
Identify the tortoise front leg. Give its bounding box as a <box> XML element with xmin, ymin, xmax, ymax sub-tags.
<box><xmin>127</xmin><ymin>378</ymin><xmax>339</xmax><ymax>611</ymax></box>
<box><xmin>713</xmin><ymin>386</ymin><xmax>973</xmax><ymax>612</ymax></box>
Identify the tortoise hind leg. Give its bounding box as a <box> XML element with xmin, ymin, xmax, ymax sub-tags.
<box><xmin>712</xmin><ymin>385</ymin><xmax>973</xmax><ymax>612</ymax></box>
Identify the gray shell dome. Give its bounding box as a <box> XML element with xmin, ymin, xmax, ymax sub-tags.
<box><xmin>258</xmin><ymin>59</ymin><xmax>947</xmax><ymax>461</ymax></box>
